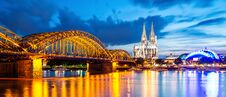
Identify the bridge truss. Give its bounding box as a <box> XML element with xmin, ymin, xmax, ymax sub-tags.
<box><xmin>0</xmin><ymin>26</ymin><xmax>132</xmax><ymax>60</ymax></box>
<box><xmin>0</xmin><ymin>26</ymin><xmax>25</xmax><ymax>52</ymax></box>
<box><xmin>109</xmin><ymin>49</ymin><xmax>132</xmax><ymax>61</ymax></box>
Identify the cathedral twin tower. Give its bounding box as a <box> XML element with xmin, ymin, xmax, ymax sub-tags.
<box><xmin>133</xmin><ymin>22</ymin><xmax>158</xmax><ymax>59</ymax></box>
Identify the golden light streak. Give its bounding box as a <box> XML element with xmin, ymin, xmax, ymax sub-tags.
<box><xmin>51</xmin><ymin>82</ymin><xmax>57</xmax><ymax>97</ymax></box>
<box><xmin>85</xmin><ymin>73</ymin><xmax>90</xmax><ymax>97</ymax></box>
<box><xmin>112</xmin><ymin>72</ymin><xmax>120</xmax><ymax>97</ymax></box>
<box><xmin>61</xmin><ymin>81</ymin><xmax>67</xmax><ymax>97</ymax></box>
<box><xmin>70</xmin><ymin>80</ymin><xmax>75</xmax><ymax>97</ymax></box>
<box><xmin>90</xmin><ymin>75</ymin><xmax>95</xmax><ymax>97</ymax></box>
<box><xmin>23</xmin><ymin>86</ymin><xmax>29</xmax><ymax>97</ymax></box>
<box><xmin>43</xmin><ymin>81</ymin><xmax>49</xmax><ymax>97</ymax></box>
<box><xmin>32</xmin><ymin>80</ymin><xmax>42</xmax><ymax>97</ymax></box>
<box><xmin>4</xmin><ymin>89</ymin><xmax>13</xmax><ymax>97</ymax></box>
<box><xmin>78</xmin><ymin>77</ymin><xmax>83</xmax><ymax>97</ymax></box>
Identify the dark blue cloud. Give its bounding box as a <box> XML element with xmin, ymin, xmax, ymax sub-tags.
<box><xmin>87</xmin><ymin>15</ymin><xmax>170</xmax><ymax>45</ymax></box>
<box><xmin>54</xmin><ymin>8</ymin><xmax>90</xmax><ymax>31</ymax></box>
<box><xmin>179</xmin><ymin>29</ymin><xmax>225</xmax><ymax>38</ymax></box>
<box><xmin>130</xmin><ymin>0</ymin><xmax>215</xmax><ymax>9</ymax></box>
<box><xmin>54</xmin><ymin>8</ymin><xmax>170</xmax><ymax>45</ymax></box>
<box><xmin>1</xmin><ymin>0</ymin><xmax>226</xmax><ymax>56</ymax></box>
<box><xmin>177</xmin><ymin>17</ymin><xmax>197</xmax><ymax>23</ymax></box>
<box><xmin>0</xmin><ymin>0</ymin><xmax>171</xmax><ymax>46</ymax></box>
<box><xmin>206</xmin><ymin>10</ymin><xmax>226</xmax><ymax>18</ymax></box>
<box><xmin>190</xmin><ymin>17</ymin><xmax>226</xmax><ymax>27</ymax></box>
<box><xmin>0</xmin><ymin>0</ymin><xmax>58</xmax><ymax>35</ymax></box>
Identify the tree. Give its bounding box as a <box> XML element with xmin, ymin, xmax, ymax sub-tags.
<box><xmin>135</xmin><ymin>57</ymin><xmax>144</xmax><ymax>66</ymax></box>
<box><xmin>155</xmin><ymin>59</ymin><xmax>164</xmax><ymax>65</ymax></box>
<box><xmin>174</xmin><ymin>58</ymin><xmax>182</xmax><ymax>65</ymax></box>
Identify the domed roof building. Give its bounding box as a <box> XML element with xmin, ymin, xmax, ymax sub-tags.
<box><xmin>184</xmin><ymin>48</ymin><xmax>222</xmax><ymax>63</ymax></box>
<box><xmin>178</xmin><ymin>53</ymin><xmax>189</xmax><ymax>60</ymax></box>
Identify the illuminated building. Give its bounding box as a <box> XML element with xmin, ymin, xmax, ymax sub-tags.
<box><xmin>133</xmin><ymin>22</ymin><xmax>158</xmax><ymax>59</ymax></box>
<box><xmin>164</xmin><ymin>53</ymin><xmax>178</xmax><ymax>64</ymax></box>
<box><xmin>180</xmin><ymin>48</ymin><xmax>223</xmax><ymax>64</ymax></box>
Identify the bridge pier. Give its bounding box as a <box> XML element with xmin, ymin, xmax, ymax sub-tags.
<box><xmin>0</xmin><ymin>59</ymin><xmax>43</xmax><ymax>78</ymax></box>
<box><xmin>112</xmin><ymin>61</ymin><xmax>118</xmax><ymax>72</ymax></box>
<box><xmin>42</xmin><ymin>59</ymin><xmax>48</xmax><ymax>67</ymax></box>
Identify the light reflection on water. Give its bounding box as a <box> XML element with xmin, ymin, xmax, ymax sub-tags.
<box><xmin>0</xmin><ymin>70</ymin><xmax>226</xmax><ymax>97</ymax></box>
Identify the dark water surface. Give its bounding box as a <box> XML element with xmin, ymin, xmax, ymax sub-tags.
<box><xmin>0</xmin><ymin>70</ymin><xmax>226</xmax><ymax>97</ymax></box>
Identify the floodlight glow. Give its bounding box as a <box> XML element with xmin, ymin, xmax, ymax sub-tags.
<box><xmin>185</xmin><ymin>48</ymin><xmax>221</xmax><ymax>63</ymax></box>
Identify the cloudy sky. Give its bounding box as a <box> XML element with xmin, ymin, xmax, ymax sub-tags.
<box><xmin>0</xmin><ymin>0</ymin><xmax>226</xmax><ymax>57</ymax></box>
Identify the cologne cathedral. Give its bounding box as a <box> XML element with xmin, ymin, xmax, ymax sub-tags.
<box><xmin>133</xmin><ymin>22</ymin><xmax>158</xmax><ymax>59</ymax></box>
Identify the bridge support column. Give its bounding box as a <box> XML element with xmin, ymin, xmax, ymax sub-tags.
<box><xmin>112</xmin><ymin>61</ymin><xmax>118</xmax><ymax>72</ymax></box>
<box><xmin>0</xmin><ymin>59</ymin><xmax>43</xmax><ymax>78</ymax></box>
<box><xmin>17</xmin><ymin>59</ymin><xmax>43</xmax><ymax>78</ymax></box>
<box><xmin>42</xmin><ymin>59</ymin><xmax>48</xmax><ymax>67</ymax></box>
<box><xmin>86</xmin><ymin>62</ymin><xmax>89</xmax><ymax>72</ymax></box>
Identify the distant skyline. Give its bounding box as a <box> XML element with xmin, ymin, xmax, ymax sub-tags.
<box><xmin>0</xmin><ymin>0</ymin><xmax>226</xmax><ymax>57</ymax></box>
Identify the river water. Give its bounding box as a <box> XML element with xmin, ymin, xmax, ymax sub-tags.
<box><xmin>0</xmin><ymin>70</ymin><xmax>226</xmax><ymax>97</ymax></box>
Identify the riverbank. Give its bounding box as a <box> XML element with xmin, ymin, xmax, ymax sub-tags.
<box><xmin>43</xmin><ymin>65</ymin><xmax>226</xmax><ymax>72</ymax></box>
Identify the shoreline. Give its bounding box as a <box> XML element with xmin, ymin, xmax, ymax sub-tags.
<box><xmin>42</xmin><ymin>65</ymin><xmax>226</xmax><ymax>71</ymax></box>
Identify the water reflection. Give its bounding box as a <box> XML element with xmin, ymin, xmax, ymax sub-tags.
<box><xmin>0</xmin><ymin>70</ymin><xmax>225</xmax><ymax>97</ymax></box>
<box><xmin>206</xmin><ymin>72</ymin><xmax>219</xmax><ymax>97</ymax></box>
<box><xmin>43</xmin><ymin>70</ymin><xmax>85</xmax><ymax>78</ymax></box>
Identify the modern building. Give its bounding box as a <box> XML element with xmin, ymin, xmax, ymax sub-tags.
<box><xmin>133</xmin><ymin>22</ymin><xmax>158</xmax><ymax>59</ymax></box>
<box><xmin>178</xmin><ymin>48</ymin><xmax>224</xmax><ymax>64</ymax></box>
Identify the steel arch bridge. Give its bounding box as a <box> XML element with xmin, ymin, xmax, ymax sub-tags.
<box><xmin>0</xmin><ymin>26</ymin><xmax>135</xmax><ymax>78</ymax></box>
<box><xmin>0</xmin><ymin>26</ymin><xmax>25</xmax><ymax>52</ymax></box>
<box><xmin>108</xmin><ymin>49</ymin><xmax>132</xmax><ymax>61</ymax></box>
<box><xmin>20</xmin><ymin>30</ymin><xmax>111</xmax><ymax>58</ymax></box>
<box><xmin>0</xmin><ymin>26</ymin><xmax>132</xmax><ymax>61</ymax></box>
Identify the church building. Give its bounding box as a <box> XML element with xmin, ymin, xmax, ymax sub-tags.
<box><xmin>133</xmin><ymin>22</ymin><xmax>158</xmax><ymax>59</ymax></box>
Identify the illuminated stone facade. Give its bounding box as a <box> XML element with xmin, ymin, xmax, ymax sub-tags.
<box><xmin>133</xmin><ymin>22</ymin><xmax>158</xmax><ymax>59</ymax></box>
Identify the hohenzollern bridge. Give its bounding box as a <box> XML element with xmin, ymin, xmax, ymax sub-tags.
<box><xmin>0</xmin><ymin>26</ymin><xmax>134</xmax><ymax>78</ymax></box>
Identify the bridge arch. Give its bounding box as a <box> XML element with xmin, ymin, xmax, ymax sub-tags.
<box><xmin>109</xmin><ymin>49</ymin><xmax>132</xmax><ymax>61</ymax></box>
<box><xmin>0</xmin><ymin>26</ymin><xmax>25</xmax><ymax>52</ymax></box>
<box><xmin>21</xmin><ymin>30</ymin><xmax>111</xmax><ymax>58</ymax></box>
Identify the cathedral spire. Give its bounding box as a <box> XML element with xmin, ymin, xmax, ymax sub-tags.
<box><xmin>150</xmin><ymin>22</ymin><xmax>156</xmax><ymax>44</ymax></box>
<box><xmin>141</xmin><ymin>23</ymin><xmax>147</xmax><ymax>43</ymax></box>
<box><xmin>134</xmin><ymin>22</ymin><xmax>158</xmax><ymax>59</ymax></box>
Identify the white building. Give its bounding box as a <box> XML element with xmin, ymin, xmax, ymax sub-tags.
<box><xmin>133</xmin><ymin>22</ymin><xmax>158</xmax><ymax>59</ymax></box>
